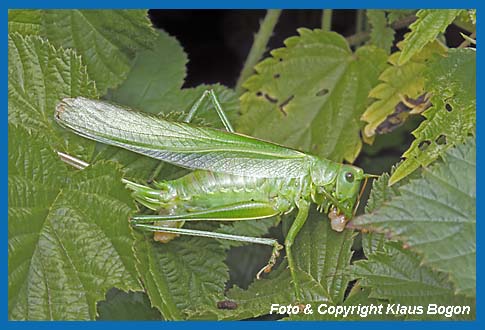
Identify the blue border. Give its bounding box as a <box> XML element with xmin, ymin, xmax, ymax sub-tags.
<box><xmin>3</xmin><ymin>1</ymin><xmax>481</xmax><ymax>329</ymax></box>
<box><xmin>3</xmin><ymin>0</ymin><xmax>480</xmax><ymax>9</ymax></box>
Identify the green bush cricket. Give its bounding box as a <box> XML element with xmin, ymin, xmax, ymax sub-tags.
<box><xmin>54</xmin><ymin>90</ymin><xmax>373</xmax><ymax>300</ymax></box>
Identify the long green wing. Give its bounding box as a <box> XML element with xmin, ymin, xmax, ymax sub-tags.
<box><xmin>55</xmin><ymin>97</ymin><xmax>311</xmax><ymax>178</ymax></box>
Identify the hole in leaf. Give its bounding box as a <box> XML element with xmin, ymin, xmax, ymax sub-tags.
<box><xmin>445</xmin><ymin>103</ymin><xmax>453</xmax><ymax>112</ymax></box>
<box><xmin>316</xmin><ymin>88</ymin><xmax>329</xmax><ymax>96</ymax></box>
<box><xmin>273</xmin><ymin>73</ymin><xmax>281</xmax><ymax>79</ymax></box>
<box><xmin>278</xmin><ymin>95</ymin><xmax>294</xmax><ymax>116</ymax></box>
<box><xmin>264</xmin><ymin>93</ymin><xmax>278</xmax><ymax>104</ymax></box>
<box><xmin>418</xmin><ymin>140</ymin><xmax>431</xmax><ymax>151</ymax></box>
<box><xmin>435</xmin><ymin>134</ymin><xmax>447</xmax><ymax>145</ymax></box>
<box><xmin>278</xmin><ymin>58</ymin><xmax>283</xmax><ymax>62</ymax></box>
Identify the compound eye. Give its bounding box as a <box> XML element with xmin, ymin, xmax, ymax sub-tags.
<box><xmin>345</xmin><ymin>172</ymin><xmax>354</xmax><ymax>183</ymax></box>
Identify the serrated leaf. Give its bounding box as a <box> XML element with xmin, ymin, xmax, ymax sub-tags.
<box><xmin>352</xmin><ymin>241</ymin><xmax>475</xmax><ymax>320</ymax></box>
<box><xmin>200</xmin><ymin>266</ymin><xmax>295</xmax><ymax>320</ymax></box>
<box><xmin>361</xmin><ymin>40</ymin><xmax>447</xmax><ymax>138</ymax></box>
<box><xmin>367</xmin><ymin>10</ymin><xmax>395</xmax><ymax>53</ymax></box>
<box><xmin>390</xmin><ymin>48</ymin><xmax>475</xmax><ymax>184</ymax></box>
<box><xmin>133</xmin><ymin>232</ymin><xmax>229</xmax><ymax>320</ymax></box>
<box><xmin>8</xmin><ymin>125</ymin><xmax>141</xmax><ymax>320</ymax></box>
<box><xmin>8</xmin><ymin>10</ymin><xmax>41</xmax><ymax>35</ymax></box>
<box><xmin>386</xmin><ymin>10</ymin><xmax>417</xmax><ymax>25</ymax></box>
<box><xmin>398</xmin><ymin>9</ymin><xmax>462</xmax><ymax>65</ymax></box>
<box><xmin>288</xmin><ymin>286</ymin><xmax>400</xmax><ymax>320</ymax></box>
<box><xmin>292</xmin><ymin>208</ymin><xmax>355</xmax><ymax>304</ymax></box>
<box><xmin>467</xmin><ymin>9</ymin><xmax>476</xmax><ymax>25</ymax></box>
<box><xmin>108</xmin><ymin>29</ymin><xmax>239</xmax><ymax>125</ymax></box>
<box><xmin>238</xmin><ymin>28</ymin><xmax>387</xmax><ymax>163</ymax></box>
<box><xmin>8</xmin><ymin>33</ymin><xmax>98</xmax><ymax>159</ymax></box>
<box><xmin>41</xmin><ymin>10</ymin><xmax>158</xmax><ymax>94</ymax></box>
<box><xmin>97</xmin><ymin>289</ymin><xmax>162</xmax><ymax>320</ymax></box>
<box><xmin>364</xmin><ymin>173</ymin><xmax>399</xmax><ymax>214</ymax></box>
<box><xmin>191</xmin><ymin>210</ymin><xmax>356</xmax><ymax>320</ymax></box>
<box><xmin>354</xmin><ymin>139</ymin><xmax>475</xmax><ymax>297</ymax></box>
<box><xmin>109</xmin><ymin>29</ymin><xmax>188</xmax><ymax>113</ymax></box>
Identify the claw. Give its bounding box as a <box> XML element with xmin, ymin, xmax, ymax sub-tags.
<box><xmin>256</xmin><ymin>265</ymin><xmax>272</xmax><ymax>279</ymax></box>
<box><xmin>256</xmin><ymin>243</ymin><xmax>283</xmax><ymax>279</ymax></box>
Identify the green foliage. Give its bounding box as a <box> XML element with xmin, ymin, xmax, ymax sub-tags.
<box><xmin>97</xmin><ymin>289</ymin><xmax>162</xmax><ymax>320</ymax></box>
<box><xmin>8</xmin><ymin>10</ymin><xmax>41</xmax><ymax>35</ymax></box>
<box><xmin>390</xmin><ymin>48</ymin><xmax>476</xmax><ymax>184</ymax></box>
<box><xmin>8</xmin><ymin>125</ymin><xmax>140</xmax><ymax>320</ymax></box>
<box><xmin>353</xmin><ymin>240</ymin><xmax>475</xmax><ymax>320</ymax></box>
<box><xmin>9</xmin><ymin>10</ymin><xmax>158</xmax><ymax>94</ymax></box>
<box><xmin>8</xmin><ymin>9</ymin><xmax>475</xmax><ymax>321</ymax></box>
<box><xmin>398</xmin><ymin>9</ymin><xmax>462</xmax><ymax>65</ymax></box>
<box><xmin>367</xmin><ymin>10</ymin><xmax>395</xmax><ymax>53</ymax></box>
<box><xmin>386</xmin><ymin>10</ymin><xmax>417</xmax><ymax>25</ymax></box>
<box><xmin>41</xmin><ymin>10</ymin><xmax>157</xmax><ymax>94</ymax></box>
<box><xmin>133</xmin><ymin>231</ymin><xmax>232</xmax><ymax>319</ymax></box>
<box><xmin>101</xmin><ymin>29</ymin><xmax>240</xmax><ymax>181</ymax></box>
<box><xmin>238</xmin><ymin>28</ymin><xmax>387</xmax><ymax>163</ymax></box>
<box><xmin>8</xmin><ymin>33</ymin><xmax>98</xmax><ymax>159</ymax></box>
<box><xmin>188</xmin><ymin>212</ymin><xmax>356</xmax><ymax>320</ymax></box>
<box><xmin>354</xmin><ymin>138</ymin><xmax>476</xmax><ymax>298</ymax></box>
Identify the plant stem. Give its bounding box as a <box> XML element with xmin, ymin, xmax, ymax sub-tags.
<box><xmin>235</xmin><ymin>9</ymin><xmax>282</xmax><ymax>94</ymax></box>
<box><xmin>346</xmin><ymin>32</ymin><xmax>370</xmax><ymax>47</ymax></box>
<box><xmin>356</xmin><ymin>9</ymin><xmax>365</xmax><ymax>34</ymax></box>
<box><xmin>346</xmin><ymin>14</ymin><xmax>417</xmax><ymax>47</ymax></box>
<box><xmin>321</xmin><ymin>10</ymin><xmax>333</xmax><ymax>31</ymax></box>
<box><xmin>458</xmin><ymin>32</ymin><xmax>476</xmax><ymax>48</ymax></box>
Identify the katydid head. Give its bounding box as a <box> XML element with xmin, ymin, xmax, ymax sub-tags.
<box><xmin>330</xmin><ymin>165</ymin><xmax>364</xmax><ymax>228</ymax></box>
<box><xmin>330</xmin><ymin>170</ymin><xmax>376</xmax><ymax>231</ymax></box>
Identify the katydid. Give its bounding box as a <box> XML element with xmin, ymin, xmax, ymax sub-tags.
<box><xmin>54</xmin><ymin>90</ymin><xmax>372</xmax><ymax>300</ymax></box>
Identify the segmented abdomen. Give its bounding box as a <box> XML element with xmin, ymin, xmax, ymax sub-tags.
<box><xmin>158</xmin><ymin>170</ymin><xmax>306</xmax><ymax>212</ymax></box>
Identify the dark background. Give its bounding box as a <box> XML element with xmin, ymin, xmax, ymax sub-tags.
<box><xmin>148</xmin><ymin>9</ymin><xmax>465</xmax><ymax>88</ymax></box>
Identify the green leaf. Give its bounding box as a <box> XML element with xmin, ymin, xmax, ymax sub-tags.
<box><xmin>356</xmin><ymin>165</ymin><xmax>468</xmax><ymax>321</ymax></box>
<box><xmin>238</xmin><ymin>28</ymin><xmax>387</xmax><ymax>163</ymax></box>
<box><xmin>390</xmin><ymin>48</ymin><xmax>476</xmax><ymax>184</ymax></box>
<box><xmin>364</xmin><ymin>173</ymin><xmax>399</xmax><ymax>214</ymax></box>
<box><xmin>133</xmin><ymin>232</ymin><xmax>229</xmax><ymax>320</ymax></box>
<box><xmin>353</xmin><ymin>241</ymin><xmax>475</xmax><ymax>320</ymax></box>
<box><xmin>191</xmin><ymin>266</ymin><xmax>295</xmax><ymax>320</ymax></box>
<box><xmin>386</xmin><ymin>10</ymin><xmax>417</xmax><ymax>25</ymax></box>
<box><xmin>361</xmin><ymin>40</ymin><xmax>447</xmax><ymax>138</ymax></box>
<box><xmin>97</xmin><ymin>289</ymin><xmax>162</xmax><ymax>320</ymax></box>
<box><xmin>354</xmin><ymin>138</ymin><xmax>475</xmax><ymax>297</ymax></box>
<box><xmin>454</xmin><ymin>10</ymin><xmax>476</xmax><ymax>32</ymax></box>
<box><xmin>288</xmin><ymin>286</ymin><xmax>400</xmax><ymax>320</ymax></box>
<box><xmin>8</xmin><ymin>33</ymin><xmax>98</xmax><ymax>159</ymax></box>
<box><xmin>8</xmin><ymin>10</ymin><xmax>41</xmax><ymax>35</ymax></box>
<box><xmin>197</xmin><ymin>210</ymin><xmax>356</xmax><ymax>320</ymax></box>
<box><xmin>292</xmin><ymin>208</ymin><xmax>355</xmax><ymax>304</ymax></box>
<box><xmin>367</xmin><ymin>10</ymin><xmax>395</xmax><ymax>53</ymax></box>
<box><xmin>109</xmin><ymin>29</ymin><xmax>188</xmax><ymax>113</ymax></box>
<box><xmin>108</xmin><ymin>29</ymin><xmax>239</xmax><ymax>125</ymax></box>
<box><xmin>8</xmin><ymin>125</ymin><xmax>141</xmax><ymax>320</ymax></box>
<box><xmin>398</xmin><ymin>9</ymin><xmax>462</xmax><ymax>65</ymax></box>
<box><xmin>41</xmin><ymin>10</ymin><xmax>158</xmax><ymax>94</ymax></box>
